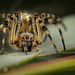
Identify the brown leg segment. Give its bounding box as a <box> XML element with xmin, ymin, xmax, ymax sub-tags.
<box><xmin>2</xmin><ymin>28</ymin><xmax>7</xmax><ymax>54</ymax></box>
<box><xmin>40</xmin><ymin>13</ymin><xmax>67</xmax><ymax>30</ymax></box>
<box><xmin>0</xmin><ymin>18</ymin><xmax>10</xmax><ymax>54</ymax></box>
<box><xmin>56</xmin><ymin>24</ymin><xmax>66</xmax><ymax>50</ymax></box>
<box><xmin>33</xmin><ymin>41</ymin><xmax>39</xmax><ymax>52</ymax></box>
<box><xmin>0</xmin><ymin>13</ymin><xmax>11</xmax><ymax>18</ymax></box>
<box><xmin>47</xmin><ymin>19</ymin><xmax>66</xmax><ymax>50</ymax></box>
<box><xmin>0</xmin><ymin>24</ymin><xmax>4</xmax><ymax>30</ymax></box>
<box><xmin>41</xmin><ymin>23</ymin><xmax>58</xmax><ymax>53</ymax></box>
<box><xmin>45</xmin><ymin>30</ymin><xmax>58</xmax><ymax>53</ymax></box>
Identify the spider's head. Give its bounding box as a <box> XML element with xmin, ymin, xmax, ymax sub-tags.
<box><xmin>19</xmin><ymin>32</ymin><xmax>34</xmax><ymax>52</ymax></box>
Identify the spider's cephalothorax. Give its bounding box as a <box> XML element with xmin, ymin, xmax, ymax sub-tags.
<box><xmin>0</xmin><ymin>12</ymin><xmax>66</xmax><ymax>54</ymax></box>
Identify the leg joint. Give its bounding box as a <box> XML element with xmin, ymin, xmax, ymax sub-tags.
<box><xmin>42</xmin><ymin>26</ymin><xmax>47</xmax><ymax>31</ymax></box>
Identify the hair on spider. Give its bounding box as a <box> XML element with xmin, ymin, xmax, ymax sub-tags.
<box><xmin>0</xmin><ymin>12</ymin><xmax>66</xmax><ymax>55</ymax></box>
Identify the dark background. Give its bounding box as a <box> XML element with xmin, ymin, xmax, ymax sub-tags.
<box><xmin>0</xmin><ymin>0</ymin><xmax>75</xmax><ymax>17</ymax></box>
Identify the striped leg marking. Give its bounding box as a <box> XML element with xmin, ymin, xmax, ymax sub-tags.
<box><xmin>0</xmin><ymin>24</ymin><xmax>4</xmax><ymax>30</ymax></box>
<box><xmin>2</xmin><ymin>28</ymin><xmax>7</xmax><ymax>54</ymax></box>
<box><xmin>41</xmin><ymin>23</ymin><xmax>58</xmax><ymax>53</ymax></box>
<box><xmin>56</xmin><ymin>24</ymin><xmax>66</xmax><ymax>50</ymax></box>
<box><xmin>40</xmin><ymin>13</ymin><xmax>67</xmax><ymax>30</ymax></box>
<box><xmin>33</xmin><ymin>41</ymin><xmax>39</xmax><ymax>52</ymax></box>
<box><xmin>47</xmin><ymin>19</ymin><xmax>66</xmax><ymax>50</ymax></box>
<box><xmin>0</xmin><ymin>14</ymin><xmax>11</xmax><ymax>18</ymax></box>
<box><xmin>45</xmin><ymin>30</ymin><xmax>58</xmax><ymax>53</ymax></box>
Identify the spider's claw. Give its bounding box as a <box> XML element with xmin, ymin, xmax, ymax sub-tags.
<box><xmin>64</xmin><ymin>46</ymin><xmax>66</xmax><ymax>51</ymax></box>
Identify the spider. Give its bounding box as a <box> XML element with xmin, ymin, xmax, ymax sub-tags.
<box><xmin>0</xmin><ymin>12</ymin><xmax>66</xmax><ymax>55</ymax></box>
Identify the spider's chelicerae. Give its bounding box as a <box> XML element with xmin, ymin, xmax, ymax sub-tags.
<box><xmin>0</xmin><ymin>12</ymin><xmax>66</xmax><ymax>55</ymax></box>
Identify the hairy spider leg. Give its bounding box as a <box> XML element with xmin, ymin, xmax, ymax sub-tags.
<box><xmin>2</xmin><ymin>28</ymin><xmax>7</xmax><ymax>54</ymax></box>
<box><xmin>40</xmin><ymin>22</ymin><xmax>58</xmax><ymax>54</ymax></box>
<box><xmin>0</xmin><ymin>24</ymin><xmax>4</xmax><ymax>30</ymax></box>
<box><xmin>39</xmin><ymin>13</ymin><xmax>66</xmax><ymax>50</ymax></box>
<box><xmin>0</xmin><ymin>18</ymin><xmax>10</xmax><ymax>54</ymax></box>
<box><xmin>48</xmin><ymin>19</ymin><xmax>66</xmax><ymax>50</ymax></box>
<box><xmin>40</xmin><ymin>13</ymin><xmax>67</xmax><ymax>30</ymax></box>
<box><xmin>0</xmin><ymin>13</ymin><xmax>20</xmax><ymax>54</ymax></box>
<box><xmin>56</xmin><ymin>23</ymin><xmax>66</xmax><ymax>50</ymax></box>
<box><xmin>33</xmin><ymin>41</ymin><xmax>39</xmax><ymax>52</ymax></box>
<box><xmin>0</xmin><ymin>13</ymin><xmax>11</xmax><ymax>18</ymax></box>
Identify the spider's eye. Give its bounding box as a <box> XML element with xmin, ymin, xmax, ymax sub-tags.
<box><xmin>26</xmin><ymin>36</ymin><xmax>29</xmax><ymax>39</ymax></box>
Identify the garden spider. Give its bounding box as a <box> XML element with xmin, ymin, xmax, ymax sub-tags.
<box><xmin>0</xmin><ymin>12</ymin><xmax>66</xmax><ymax>55</ymax></box>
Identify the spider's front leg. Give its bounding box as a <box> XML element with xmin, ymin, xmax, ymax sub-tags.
<box><xmin>40</xmin><ymin>22</ymin><xmax>59</xmax><ymax>54</ymax></box>
<box><xmin>40</xmin><ymin>14</ymin><xmax>66</xmax><ymax>50</ymax></box>
<box><xmin>49</xmin><ymin>19</ymin><xmax>66</xmax><ymax>50</ymax></box>
<box><xmin>40</xmin><ymin>13</ymin><xmax>67</xmax><ymax>30</ymax></box>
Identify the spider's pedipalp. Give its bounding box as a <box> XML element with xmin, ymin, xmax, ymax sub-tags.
<box><xmin>22</xmin><ymin>45</ymin><xmax>28</xmax><ymax>55</ymax></box>
<box><xmin>33</xmin><ymin>41</ymin><xmax>39</xmax><ymax>52</ymax></box>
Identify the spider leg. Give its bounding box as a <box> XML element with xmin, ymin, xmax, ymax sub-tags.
<box><xmin>14</xmin><ymin>12</ymin><xmax>21</xmax><ymax>36</ymax></box>
<box><xmin>40</xmin><ymin>22</ymin><xmax>58</xmax><ymax>53</ymax></box>
<box><xmin>32</xmin><ymin>17</ymin><xmax>38</xmax><ymax>41</ymax></box>
<box><xmin>0</xmin><ymin>18</ymin><xmax>11</xmax><ymax>54</ymax></box>
<box><xmin>2</xmin><ymin>28</ymin><xmax>7</xmax><ymax>54</ymax></box>
<box><xmin>40</xmin><ymin>13</ymin><xmax>67</xmax><ymax>44</ymax></box>
<box><xmin>0</xmin><ymin>13</ymin><xmax>11</xmax><ymax>18</ymax></box>
<box><xmin>8</xmin><ymin>13</ymin><xmax>21</xmax><ymax>45</ymax></box>
<box><xmin>7</xmin><ymin>14</ymin><xmax>17</xmax><ymax>44</ymax></box>
<box><xmin>40</xmin><ymin>13</ymin><xmax>66</xmax><ymax>50</ymax></box>
<box><xmin>0</xmin><ymin>24</ymin><xmax>4</xmax><ymax>30</ymax></box>
<box><xmin>51</xmin><ymin>14</ymin><xmax>67</xmax><ymax>30</ymax></box>
<box><xmin>43</xmin><ymin>34</ymin><xmax>47</xmax><ymax>42</ymax></box>
<box><xmin>56</xmin><ymin>23</ymin><xmax>66</xmax><ymax>50</ymax></box>
<box><xmin>32</xmin><ymin>13</ymin><xmax>43</xmax><ymax>44</ymax></box>
<box><xmin>40</xmin><ymin>13</ymin><xmax>67</xmax><ymax>30</ymax></box>
<box><xmin>33</xmin><ymin>41</ymin><xmax>39</xmax><ymax>52</ymax></box>
<box><xmin>48</xmin><ymin>19</ymin><xmax>66</xmax><ymax>50</ymax></box>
